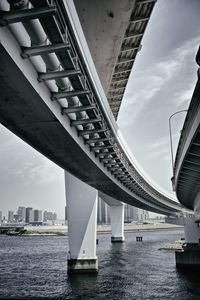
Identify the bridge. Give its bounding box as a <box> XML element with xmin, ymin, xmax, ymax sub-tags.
<box><xmin>0</xmin><ymin>0</ymin><xmax>191</xmax><ymax>272</ymax></box>
<box><xmin>173</xmin><ymin>54</ymin><xmax>200</xmax><ymax>268</ymax></box>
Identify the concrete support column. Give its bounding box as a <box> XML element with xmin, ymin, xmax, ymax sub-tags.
<box><xmin>65</xmin><ymin>171</ymin><xmax>98</xmax><ymax>273</ymax></box>
<box><xmin>176</xmin><ymin>216</ymin><xmax>200</xmax><ymax>269</ymax></box>
<box><xmin>184</xmin><ymin>217</ymin><xmax>200</xmax><ymax>243</ymax></box>
<box><xmin>110</xmin><ymin>204</ymin><xmax>125</xmax><ymax>243</ymax></box>
<box><xmin>99</xmin><ymin>191</ymin><xmax>125</xmax><ymax>243</ymax></box>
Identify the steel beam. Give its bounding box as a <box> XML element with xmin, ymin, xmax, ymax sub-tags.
<box><xmin>71</xmin><ymin>118</ymin><xmax>102</xmax><ymax>126</ymax></box>
<box><xmin>95</xmin><ymin>151</ymin><xmax>116</xmax><ymax>157</ymax></box>
<box><xmin>86</xmin><ymin>138</ymin><xmax>110</xmax><ymax>144</ymax></box>
<box><xmin>79</xmin><ymin>128</ymin><xmax>107</xmax><ymax>136</ymax></box>
<box><xmin>121</xmin><ymin>45</ymin><xmax>140</xmax><ymax>53</ymax></box>
<box><xmin>124</xmin><ymin>32</ymin><xmax>143</xmax><ymax>40</ymax></box>
<box><xmin>111</xmin><ymin>76</ymin><xmax>129</xmax><ymax>83</ymax></box>
<box><xmin>108</xmin><ymin>94</ymin><xmax>123</xmax><ymax>99</ymax></box>
<box><xmin>113</xmin><ymin>68</ymin><xmax>132</xmax><ymax>75</ymax></box>
<box><xmin>62</xmin><ymin>104</ymin><xmax>96</xmax><ymax>114</ymax></box>
<box><xmin>38</xmin><ymin>69</ymin><xmax>81</xmax><ymax>81</ymax></box>
<box><xmin>116</xmin><ymin>58</ymin><xmax>135</xmax><ymax>65</ymax></box>
<box><xmin>21</xmin><ymin>43</ymin><xmax>70</xmax><ymax>58</ymax></box>
<box><xmin>91</xmin><ymin>145</ymin><xmax>113</xmax><ymax>151</ymax></box>
<box><xmin>101</xmin><ymin>158</ymin><xmax>117</xmax><ymax>163</ymax></box>
<box><xmin>129</xmin><ymin>16</ymin><xmax>149</xmax><ymax>23</ymax></box>
<box><xmin>52</xmin><ymin>90</ymin><xmax>90</xmax><ymax>100</ymax></box>
<box><xmin>0</xmin><ymin>7</ymin><xmax>56</xmax><ymax>26</ymax></box>
<box><xmin>136</xmin><ymin>0</ymin><xmax>157</xmax><ymax>4</ymax></box>
<box><xmin>183</xmin><ymin>165</ymin><xmax>200</xmax><ymax>173</ymax></box>
<box><xmin>109</xmin><ymin>86</ymin><xmax>125</xmax><ymax>92</ymax></box>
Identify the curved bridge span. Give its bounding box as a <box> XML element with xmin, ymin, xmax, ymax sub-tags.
<box><xmin>0</xmin><ymin>0</ymin><xmax>184</xmax><ymax>216</ymax></box>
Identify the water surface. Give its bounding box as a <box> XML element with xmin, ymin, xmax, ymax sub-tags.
<box><xmin>1</xmin><ymin>229</ymin><xmax>200</xmax><ymax>299</ymax></box>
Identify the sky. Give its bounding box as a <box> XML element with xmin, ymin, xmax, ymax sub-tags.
<box><xmin>0</xmin><ymin>0</ymin><xmax>200</xmax><ymax>219</ymax></box>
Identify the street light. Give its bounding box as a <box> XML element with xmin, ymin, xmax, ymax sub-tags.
<box><xmin>169</xmin><ymin>109</ymin><xmax>188</xmax><ymax>189</ymax></box>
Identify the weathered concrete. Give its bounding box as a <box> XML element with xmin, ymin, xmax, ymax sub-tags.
<box><xmin>65</xmin><ymin>172</ymin><xmax>98</xmax><ymax>273</ymax></box>
<box><xmin>176</xmin><ymin>245</ymin><xmax>200</xmax><ymax>269</ymax></box>
<box><xmin>68</xmin><ymin>258</ymin><xmax>98</xmax><ymax>273</ymax></box>
<box><xmin>99</xmin><ymin>192</ymin><xmax>125</xmax><ymax>242</ymax></box>
<box><xmin>176</xmin><ymin>217</ymin><xmax>200</xmax><ymax>269</ymax></box>
<box><xmin>74</xmin><ymin>0</ymin><xmax>135</xmax><ymax>95</ymax></box>
<box><xmin>111</xmin><ymin>236</ymin><xmax>124</xmax><ymax>243</ymax></box>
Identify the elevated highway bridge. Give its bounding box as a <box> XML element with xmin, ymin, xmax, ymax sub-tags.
<box><xmin>0</xmin><ymin>0</ymin><xmax>191</xmax><ymax>271</ymax></box>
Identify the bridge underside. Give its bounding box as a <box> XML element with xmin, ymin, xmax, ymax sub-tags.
<box><xmin>74</xmin><ymin>0</ymin><xmax>156</xmax><ymax>119</ymax></box>
<box><xmin>175</xmin><ymin>77</ymin><xmax>200</xmax><ymax>212</ymax></box>
<box><xmin>0</xmin><ymin>0</ymin><xmax>182</xmax><ymax>216</ymax></box>
<box><xmin>0</xmin><ymin>37</ymin><xmax>173</xmax><ymax>216</ymax></box>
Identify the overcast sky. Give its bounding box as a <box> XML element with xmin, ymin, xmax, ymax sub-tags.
<box><xmin>0</xmin><ymin>0</ymin><xmax>199</xmax><ymax>219</ymax></box>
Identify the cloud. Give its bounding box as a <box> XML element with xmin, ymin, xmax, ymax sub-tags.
<box><xmin>118</xmin><ymin>36</ymin><xmax>199</xmax><ymax>127</ymax></box>
<box><xmin>143</xmin><ymin>132</ymin><xmax>180</xmax><ymax>161</ymax></box>
<box><xmin>0</xmin><ymin>125</ymin><xmax>63</xmax><ymax>186</ymax></box>
<box><xmin>174</xmin><ymin>82</ymin><xmax>196</xmax><ymax>108</ymax></box>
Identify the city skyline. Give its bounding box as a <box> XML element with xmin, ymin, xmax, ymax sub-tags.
<box><xmin>0</xmin><ymin>0</ymin><xmax>199</xmax><ymax>218</ymax></box>
<box><xmin>0</xmin><ymin>205</ymin><xmax>57</xmax><ymax>222</ymax></box>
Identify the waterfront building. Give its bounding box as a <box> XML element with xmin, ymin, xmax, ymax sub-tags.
<box><xmin>124</xmin><ymin>204</ymin><xmax>139</xmax><ymax>223</ymax></box>
<box><xmin>97</xmin><ymin>197</ymin><xmax>110</xmax><ymax>224</ymax></box>
<box><xmin>8</xmin><ymin>210</ymin><xmax>14</xmax><ymax>223</ymax></box>
<box><xmin>13</xmin><ymin>213</ymin><xmax>19</xmax><ymax>223</ymax></box>
<box><xmin>0</xmin><ymin>211</ymin><xmax>2</xmax><ymax>224</ymax></box>
<box><xmin>52</xmin><ymin>213</ymin><xmax>57</xmax><ymax>221</ymax></box>
<box><xmin>26</xmin><ymin>207</ymin><xmax>34</xmax><ymax>223</ymax></box>
<box><xmin>34</xmin><ymin>210</ymin><xmax>42</xmax><ymax>222</ymax></box>
<box><xmin>65</xmin><ymin>206</ymin><xmax>67</xmax><ymax>221</ymax></box>
<box><xmin>18</xmin><ymin>206</ymin><xmax>26</xmax><ymax>223</ymax></box>
<box><xmin>138</xmin><ymin>209</ymin><xmax>149</xmax><ymax>221</ymax></box>
<box><xmin>43</xmin><ymin>210</ymin><xmax>57</xmax><ymax>224</ymax></box>
<box><xmin>98</xmin><ymin>198</ymin><xmax>139</xmax><ymax>224</ymax></box>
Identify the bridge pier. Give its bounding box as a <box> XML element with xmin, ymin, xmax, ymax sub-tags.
<box><xmin>99</xmin><ymin>192</ymin><xmax>125</xmax><ymax>242</ymax></box>
<box><xmin>176</xmin><ymin>216</ymin><xmax>200</xmax><ymax>269</ymax></box>
<box><xmin>65</xmin><ymin>171</ymin><xmax>98</xmax><ymax>273</ymax></box>
<box><xmin>110</xmin><ymin>205</ymin><xmax>125</xmax><ymax>243</ymax></box>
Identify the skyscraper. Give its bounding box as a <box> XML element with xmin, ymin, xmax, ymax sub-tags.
<box><xmin>18</xmin><ymin>206</ymin><xmax>26</xmax><ymax>223</ymax></box>
<box><xmin>26</xmin><ymin>207</ymin><xmax>34</xmax><ymax>223</ymax></box>
<box><xmin>138</xmin><ymin>209</ymin><xmax>149</xmax><ymax>221</ymax></box>
<box><xmin>97</xmin><ymin>198</ymin><xmax>110</xmax><ymax>224</ymax></box>
<box><xmin>0</xmin><ymin>211</ymin><xmax>2</xmax><ymax>224</ymax></box>
<box><xmin>8</xmin><ymin>210</ymin><xmax>14</xmax><ymax>223</ymax></box>
<box><xmin>33</xmin><ymin>210</ymin><xmax>42</xmax><ymax>222</ymax></box>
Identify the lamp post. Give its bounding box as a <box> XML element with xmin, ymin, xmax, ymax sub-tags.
<box><xmin>169</xmin><ymin>109</ymin><xmax>188</xmax><ymax>189</ymax></box>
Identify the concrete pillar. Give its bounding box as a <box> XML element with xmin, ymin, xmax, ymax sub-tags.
<box><xmin>65</xmin><ymin>171</ymin><xmax>98</xmax><ymax>273</ymax></box>
<box><xmin>98</xmin><ymin>191</ymin><xmax>125</xmax><ymax>242</ymax></box>
<box><xmin>176</xmin><ymin>216</ymin><xmax>200</xmax><ymax>269</ymax></box>
<box><xmin>110</xmin><ymin>204</ymin><xmax>125</xmax><ymax>243</ymax></box>
<box><xmin>184</xmin><ymin>217</ymin><xmax>200</xmax><ymax>243</ymax></box>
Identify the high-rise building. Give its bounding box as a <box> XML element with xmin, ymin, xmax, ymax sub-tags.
<box><xmin>8</xmin><ymin>210</ymin><xmax>14</xmax><ymax>223</ymax></box>
<box><xmin>65</xmin><ymin>206</ymin><xmax>67</xmax><ymax>221</ymax></box>
<box><xmin>34</xmin><ymin>210</ymin><xmax>42</xmax><ymax>222</ymax></box>
<box><xmin>43</xmin><ymin>210</ymin><xmax>57</xmax><ymax>223</ymax></box>
<box><xmin>0</xmin><ymin>211</ymin><xmax>2</xmax><ymax>224</ymax></box>
<box><xmin>52</xmin><ymin>213</ymin><xmax>57</xmax><ymax>221</ymax></box>
<box><xmin>97</xmin><ymin>198</ymin><xmax>110</xmax><ymax>224</ymax></box>
<box><xmin>43</xmin><ymin>210</ymin><xmax>48</xmax><ymax>222</ymax></box>
<box><xmin>97</xmin><ymin>199</ymin><xmax>139</xmax><ymax>224</ymax></box>
<box><xmin>18</xmin><ymin>206</ymin><xmax>26</xmax><ymax>223</ymax></box>
<box><xmin>26</xmin><ymin>207</ymin><xmax>34</xmax><ymax>223</ymax></box>
<box><xmin>13</xmin><ymin>213</ymin><xmax>19</xmax><ymax>222</ymax></box>
<box><xmin>138</xmin><ymin>209</ymin><xmax>149</xmax><ymax>221</ymax></box>
<box><xmin>124</xmin><ymin>204</ymin><xmax>138</xmax><ymax>223</ymax></box>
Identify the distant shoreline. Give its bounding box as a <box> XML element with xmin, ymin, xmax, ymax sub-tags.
<box><xmin>0</xmin><ymin>223</ymin><xmax>183</xmax><ymax>236</ymax></box>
